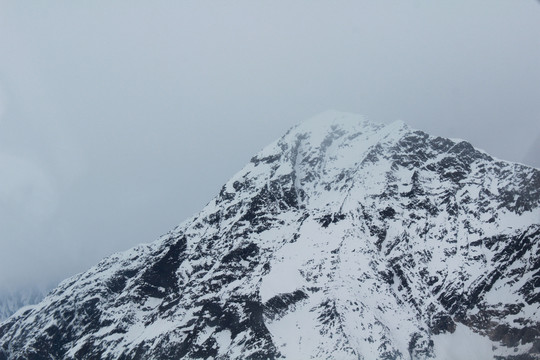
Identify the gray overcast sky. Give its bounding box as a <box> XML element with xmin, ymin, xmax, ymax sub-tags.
<box><xmin>0</xmin><ymin>1</ymin><xmax>539</xmax><ymax>291</ymax></box>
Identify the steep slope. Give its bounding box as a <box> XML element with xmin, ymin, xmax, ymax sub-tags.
<box><xmin>1</xmin><ymin>111</ymin><xmax>539</xmax><ymax>359</ymax></box>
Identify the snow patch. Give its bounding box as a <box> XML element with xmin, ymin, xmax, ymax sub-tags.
<box><xmin>432</xmin><ymin>324</ymin><xmax>495</xmax><ymax>360</ymax></box>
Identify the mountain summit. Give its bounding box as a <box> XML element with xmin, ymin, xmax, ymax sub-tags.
<box><xmin>1</xmin><ymin>112</ymin><xmax>539</xmax><ymax>359</ymax></box>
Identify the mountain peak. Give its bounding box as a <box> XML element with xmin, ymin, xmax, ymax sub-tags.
<box><xmin>296</xmin><ymin>109</ymin><xmax>366</xmax><ymax>129</ymax></box>
<box><xmin>289</xmin><ymin>110</ymin><xmax>409</xmax><ymax>142</ymax></box>
<box><xmin>1</xmin><ymin>113</ymin><xmax>539</xmax><ymax>360</ymax></box>
<box><xmin>244</xmin><ymin>112</ymin><xmax>414</xmax><ymax>212</ymax></box>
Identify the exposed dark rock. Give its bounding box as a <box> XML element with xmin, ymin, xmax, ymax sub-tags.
<box><xmin>264</xmin><ymin>290</ymin><xmax>308</xmax><ymax>320</ymax></box>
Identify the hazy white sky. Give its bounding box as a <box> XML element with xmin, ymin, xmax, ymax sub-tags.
<box><xmin>0</xmin><ymin>1</ymin><xmax>539</xmax><ymax>291</ymax></box>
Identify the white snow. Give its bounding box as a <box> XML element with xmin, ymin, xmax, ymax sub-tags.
<box><xmin>432</xmin><ymin>324</ymin><xmax>495</xmax><ymax>360</ymax></box>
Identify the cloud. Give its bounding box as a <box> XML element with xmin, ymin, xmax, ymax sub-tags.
<box><xmin>0</xmin><ymin>85</ymin><xmax>4</xmax><ymax>122</ymax></box>
<box><xmin>0</xmin><ymin>150</ymin><xmax>59</xmax><ymax>290</ymax></box>
<box><xmin>0</xmin><ymin>153</ymin><xmax>57</xmax><ymax>221</ymax></box>
<box><xmin>0</xmin><ymin>81</ymin><xmax>57</xmax><ymax>224</ymax></box>
<box><xmin>0</xmin><ymin>84</ymin><xmax>60</xmax><ymax>289</ymax></box>
<box><xmin>523</xmin><ymin>132</ymin><xmax>540</xmax><ymax>169</ymax></box>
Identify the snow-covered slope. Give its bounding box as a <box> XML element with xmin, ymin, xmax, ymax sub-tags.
<box><xmin>1</xmin><ymin>111</ymin><xmax>539</xmax><ymax>359</ymax></box>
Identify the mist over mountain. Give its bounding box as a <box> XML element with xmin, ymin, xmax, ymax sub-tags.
<box><xmin>0</xmin><ymin>287</ymin><xmax>50</xmax><ymax>322</ymax></box>
<box><xmin>1</xmin><ymin>112</ymin><xmax>539</xmax><ymax>359</ymax></box>
<box><xmin>523</xmin><ymin>134</ymin><xmax>540</xmax><ymax>169</ymax></box>
<box><xmin>1</xmin><ymin>1</ymin><xmax>540</xmax><ymax>303</ymax></box>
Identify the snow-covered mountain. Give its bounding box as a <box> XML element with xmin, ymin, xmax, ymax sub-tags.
<box><xmin>1</xmin><ymin>111</ymin><xmax>539</xmax><ymax>359</ymax></box>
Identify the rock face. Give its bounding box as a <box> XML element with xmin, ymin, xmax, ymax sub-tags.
<box><xmin>1</xmin><ymin>111</ymin><xmax>539</xmax><ymax>359</ymax></box>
